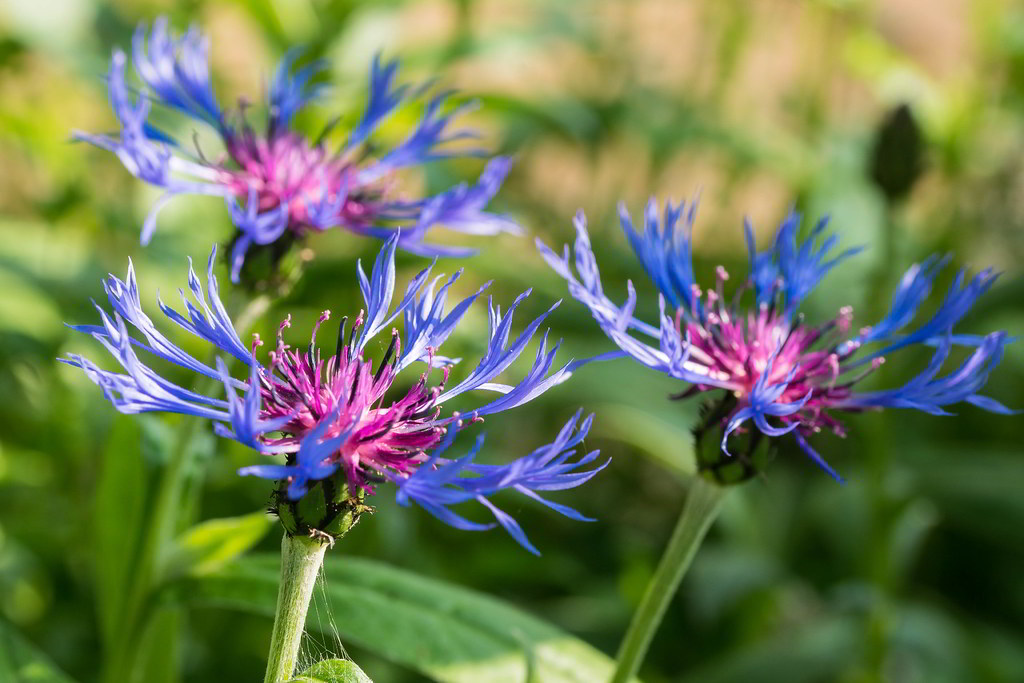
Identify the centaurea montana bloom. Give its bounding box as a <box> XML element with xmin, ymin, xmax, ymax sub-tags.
<box><xmin>62</xmin><ymin>236</ymin><xmax>605</xmax><ymax>553</ymax></box>
<box><xmin>538</xmin><ymin>201</ymin><xmax>1013</xmax><ymax>482</ymax></box>
<box><xmin>75</xmin><ymin>18</ymin><xmax>520</xmax><ymax>281</ymax></box>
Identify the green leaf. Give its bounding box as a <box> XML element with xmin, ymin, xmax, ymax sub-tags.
<box><xmin>165</xmin><ymin>511</ymin><xmax>275</xmax><ymax>579</ymax></box>
<box><xmin>289</xmin><ymin>658</ymin><xmax>373</xmax><ymax>683</ymax></box>
<box><xmin>132</xmin><ymin>607</ymin><xmax>182</xmax><ymax>683</ymax></box>
<box><xmin>0</xmin><ymin>619</ymin><xmax>78</xmax><ymax>683</ymax></box>
<box><xmin>591</xmin><ymin>402</ymin><xmax>696</xmax><ymax>476</ymax></box>
<box><xmin>0</xmin><ymin>269</ymin><xmax>63</xmax><ymax>341</ymax></box>
<box><xmin>165</xmin><ymin>554</ymin><xmax>622</xmax><ymax>683</ymax></box>
<box><xmin>92</xmin><ymin>417</ymin><xmax>148</xmax><ymax>648</ymax></box>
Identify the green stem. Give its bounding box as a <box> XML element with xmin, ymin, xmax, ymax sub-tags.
<box><xmin>611</xmin><ymin>476</ymin><xmax>727</xmax><ymax>683</ymax></box>
<box><xmin>102</xmin><ymin>293</ymin><xmax>271</xmax><ymax>683</ymax></box>
<box><xmin>264</xmin><ymin>534</ymin><xmax>329</xmax><ymax>683</ymax></box>
<box><xmin>861</xmin><ymin>208</ymin><xmax>898</xmax><ymax>681</ymax></box>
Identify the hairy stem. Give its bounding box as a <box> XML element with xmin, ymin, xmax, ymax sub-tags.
<box><xmin>264</xmin><ymin>534</ymin><xmax>329</xmax><ymax>683</ymax></box>
<box><xmin>611</xmin><ymin>476</ymin><xmax>726</xmax><ymax>683</ymax></box>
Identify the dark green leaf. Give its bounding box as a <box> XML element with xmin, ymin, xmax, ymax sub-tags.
<box><xmin>0</xmin><ymin>619</ymin><xmax>77</xmax><ymax>683</ymax></box>
<box><xmin>165</xmin><ymin>554</ymin><xmax>622</xmax><ymax>683</ymax></box>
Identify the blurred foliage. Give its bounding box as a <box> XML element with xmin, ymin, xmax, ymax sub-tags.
<box><xmin>0</xmin><ymin>0</ymin><xmax>1022</xmax><ymax>681</ymax></box>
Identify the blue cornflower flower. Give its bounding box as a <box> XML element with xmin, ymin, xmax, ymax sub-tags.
<box><xmin>538</xmin><ymin>199</ymin><xmax>1014</xmax><ymax>482</ymax></box>
<box><xmin>74</xmin><ymin>18</ymin><xmax>520</xmax><ymax>281</ymax></box>
<box><xmin>62</xmin><ymin>235</ymin><xmax>601</xmax><ymax>550</ymax></box>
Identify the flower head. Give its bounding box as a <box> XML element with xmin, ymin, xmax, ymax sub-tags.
<box><xmin>75</xmin><ymin>18</ymin><xmax>519</xmax><ymax>282</ymax></box>
<box><xmin>62</xmin><ymin>235</ymin><xmax>603</xmax><ymax>552</ymax></box>
<box><xmin>539</xmin><ymin>200</ymin><xmax>1013</xmax><ymax>483</ymax></box>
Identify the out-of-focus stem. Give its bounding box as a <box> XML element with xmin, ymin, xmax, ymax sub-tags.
<box><xmin>861</xmin><ymin>208</ymin><xmax>899</xmax><ymax>681</ymax></box>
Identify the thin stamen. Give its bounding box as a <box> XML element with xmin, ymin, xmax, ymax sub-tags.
<box><xmin>375</xmin><ymin>330</ymin><xmax>400</xmax><ymax>382</ymax></box>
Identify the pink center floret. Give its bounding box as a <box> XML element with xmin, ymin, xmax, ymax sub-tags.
<box><xmin>680</xmin><ymin>268</ymin><xmax>884</xmax><ymax>438</ymax></box>
<box><xmin>220</xmin><ymin>131</ymin><xmax>381</xmax><ymax>235</ymax></box>
<box><xmin>255</xmin><ymin>311</ymin><xmax>446</xmax><ymax>492</ymax></box>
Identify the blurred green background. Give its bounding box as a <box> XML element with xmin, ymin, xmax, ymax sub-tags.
<box><xmin>1</xmin><ymin>0</ymin><xmax>1023</xmax><ymax>681</ymax></box>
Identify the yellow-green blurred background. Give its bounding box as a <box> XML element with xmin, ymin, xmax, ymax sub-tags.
<box><xmin>1</xmin><ymin>1</ymin><xmax>1023</xmax><ymax>681</ymax></box>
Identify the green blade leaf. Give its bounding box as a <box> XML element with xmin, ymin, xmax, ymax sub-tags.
<box><xmin>0</xmin><ymin>619</ymin><xmax>78</xmax><ymax>683</ymax></box>
<box><xmin>92</xmin><ymin>417</ymin><xmax>147</xmax><ymax>648</ymax></box>
<box><xmin>132</xmin><ymin>607</ymin><xmax>182</xmax><ymax>683</ymax></box>
<box><xmin>164</xmin><ymin>554</ymin><xmax>621</xmax><ymax>683</ymax></box>
<box><xmin>165</xmin><ymin>511</ymin><xmax>275</xmax><ymax>579</ymax></box>
<box><xmin>289</xmin><ymin>658</ymin><xmax>373</xmax><ymax>683</ymax></box>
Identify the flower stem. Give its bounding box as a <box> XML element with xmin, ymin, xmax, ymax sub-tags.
<box><xmin>263</xmin><ymin>534</ymin><xmax>329</xmax><ymax>683</ymax></box>
<box><xmin>861</xmin><ymin>208</ymin><xmax>899</xmax><ymax>680</ymax></box>
<box><xmin>611</xmin><ymin>476</ymin><xmax>726</xmax><ymax>683</ymax></box>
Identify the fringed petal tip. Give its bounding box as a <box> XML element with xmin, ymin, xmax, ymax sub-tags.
<box><xmin>394</xmin><ymin>411</ymin><xmax>604</xmax><ymax>553</ymax></box>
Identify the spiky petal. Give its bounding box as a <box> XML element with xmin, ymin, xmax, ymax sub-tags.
<box><xmin>539</xmin><ymin>198</ymin><xmax>1013</xmax><ymax>481</ymax></box>
<box><xmin>74</xmin><ymin>18</ymin><xmax>520</xmax><ymax>281</ymax></box>
<box><xmin>64</xmin><ymin>235</ymin><xmax>595</xmax><ymax>552</ymax></box>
